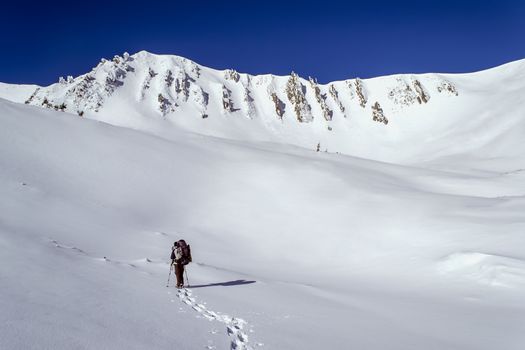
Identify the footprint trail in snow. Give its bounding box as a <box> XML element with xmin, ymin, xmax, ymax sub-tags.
<box><xmin>174</xmin><ymin>288</ymin><xmax>260</xmax><ymax>350</ymax></box>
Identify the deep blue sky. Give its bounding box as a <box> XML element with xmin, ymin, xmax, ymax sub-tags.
<box><xmin>2</xmin><ymin>0</ymin><xmax>524</xmax><ymax>85</ymax></box>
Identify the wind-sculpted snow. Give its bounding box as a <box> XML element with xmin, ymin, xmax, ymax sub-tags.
<box><xmin>438</xmin><ymin>252</ymin><xmax>525</xmax><ymax>288</ymax></box>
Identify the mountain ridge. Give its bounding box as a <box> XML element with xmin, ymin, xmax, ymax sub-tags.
<box><xmin>18</xmin><ymin>50</ymin><xmax>461</xmax><ymax>120</ymax></box>
<box><xmin>1</xmin><ymin>51</ymin><xmax>525</xmax><ymax>165</ymax></box>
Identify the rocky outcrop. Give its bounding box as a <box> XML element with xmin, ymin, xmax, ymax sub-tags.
<box><xmin>158</xmin><ymin>93</ymin><xmax>174</xmax><ymax>116</ymax></box>
<box><xmin>40</xmin><ymin>97</ymin><xmax>66</xmax><ymax>112</ymax></box>
<box><xmin>174</xmin><ymin>70</ymin><xmax>193</xmax><ymax>102</ymax></box>
<box><xmin>309</xmin><ymin>77</ymin><xmax>333</xmax><ymax>121</ymax></box>
<box><xmin>24</xmin><ymin>87</ymin><xmax>40</xmax><ymax>104</ymax></box>
<box><xmin>355</xmin><ymin>78</ymin><xmax>367</xmax><ymax>108</ymax></box>
<box><xmin>243</xmin><ymin>87</ymin><xmax>255</xmax><ymax>118</ymax></box>
<box><xmin>437</xmin><ymin>80</ymin><xmax>458</xmax><ymax>96</ymax></box>
<box><xmin>59</xmin><ymin>76</ymin><xmax>74</xmax><ymax>84</ymax></box>
<box><xmin>222</xmin><ymin>85</ymin><xmax>236</xmax><ymax>113</ymax></box>
<box><xmin>165</xmin><ymin>70</ymin><xmax>174</xmax><ymax>87</ymax></box>
<box><xmin>187</xmin><ymin>59</ymin><xmax>201</xmax><ymax>79</ymax></box>
<box><xmin>412</xmin><ymin>79</ymin><xmax>430</xmax><ymax>104</ymax></box>
<box><xmin>225</xmin><ymin>69</ymin><xmax>241</xmax><ymax>82</ymax></box>
<box><xmin>388</xmin><ymin>78</ymin><xmax>417</xmax><ymax>107</ymax></box>
<box><xmin>69</xmin><ymin>75</ymin><xmax>103</xmax><ymax>112</ymax></box>
<box><xmin>388</xmin><ymin>78</ymin><xmax>432</xmax><ymax>109</ymax></box>
<box><xmin>140</xmin><ymin>68</ymin><xmax>157</xmax><ymax>100</ymax></box>
<box><xmin>270</xmin><ymin>92</ymin><xmax>285</xmax><ymax>119</ymax></box>
<box><xmin>372</xmin><ymin>102</ymin><xmax>388</xmax><ymax>125</ymax></box>
<box><xmin>286</xmin><ymin>72</ymin><xmax>313</xmax><ymax>122</ymax></box>
<box><xmin>191</xmin><ymin>85</ymin><xmax>209</xmax><ymax>118</ymax></box>
<box><xmin>329</xmin><ymin>84</ymin><xmax>345</xmax><ymax>116</ymax></box>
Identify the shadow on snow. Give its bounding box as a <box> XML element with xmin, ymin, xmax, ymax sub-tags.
<box><xmin>189</xmin><ymin>279</ymin><xmax>256</xmax><ymax>289</ymax></box>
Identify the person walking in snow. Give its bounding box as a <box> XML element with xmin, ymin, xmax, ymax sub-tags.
<box><xmin>171</xmin><ymin>241</ymin><xmax>184</xmax><ymax>288</ymax></box>
<box><xmin>171</xmin><ymin>240</ymin><xmax>192</xmax><ymax>288</ymax></box>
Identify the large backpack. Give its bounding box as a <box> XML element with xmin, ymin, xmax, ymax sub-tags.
<box><xmin>177</xmin><ymin>239</ymin><xmax>192</xmax><ymax>265</ymax></box>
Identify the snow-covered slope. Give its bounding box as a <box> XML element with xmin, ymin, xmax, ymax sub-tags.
<box><xmin>0</xmin><ymin>82</ymin><xmax>39</xmax><ymax>103</ymax></box>
<box><xmin>1</xmin><ymin>53</ymin><xmax>525</xmax><ymax>349</ymax></box>
<box><xmin>6</xmin><ymin>51</ymin><xmax>525</xmax><ymax>164</ymax></box>
<box><xmin>1</xmin><ymin>95</ymin><xmax>525</xmax><ymax>349</ymax></box>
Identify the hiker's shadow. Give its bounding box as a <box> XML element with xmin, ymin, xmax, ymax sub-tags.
<box><xmin>189</xmin><ymin>279</ymin><xmax>256</xmax><ymax>289</ymax></box>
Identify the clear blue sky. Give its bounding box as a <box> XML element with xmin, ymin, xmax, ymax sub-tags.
<box><xmin>1</xmin><ymin>0</ymin><xmax>524</xmax><ymax>85</ymax></box>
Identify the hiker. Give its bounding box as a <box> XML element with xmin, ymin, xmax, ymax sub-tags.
<box><xmin>170</xmin><ymin>240</ymin><xmax>192</xmax><ymax>288</ymax></box>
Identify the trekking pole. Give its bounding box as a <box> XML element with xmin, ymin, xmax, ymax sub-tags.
<box><xmin>185</xmin><ymin>268</ymin><xmax>190</xmax><ymax>288</ymax></box>
<box><xmin>166</xmin><ymin>262</ymin><xmax>173</xmax><ymax>287</ymax></box>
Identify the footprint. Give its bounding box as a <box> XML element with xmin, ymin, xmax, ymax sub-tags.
<box><xmin>204</xmin><ymin>310</ymin><xmax>217</xmax><ymax>319</ymax></box>
<box><xmin>237</xmin><ymin>332</ymin><xmax>248</xmax><ymax>343</ymax></box>
<box><xmin>174</xmin><ymin>288</ymin><xmax>256</xmax><ymax>349</ymax></box>
<box><xmin>203</xmin><ymin>314</ymin><xmax>215</xmax><ymax>321</ymax></box>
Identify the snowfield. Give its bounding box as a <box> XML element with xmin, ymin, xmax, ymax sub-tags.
<box><xmin>1</xmin><ymin>53</ymin><xmax>525</xmax><ymax>350</ymax></box>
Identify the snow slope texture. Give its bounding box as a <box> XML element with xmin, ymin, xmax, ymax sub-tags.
<box><xmin>1</xmin><ymin>53</ymin><xmax>525</xmax><ymax>349</ymax></box>
<box><xmin>1</xmin><ymin>96</ymin><xmax>525</xmax><ymax>349</ymax></box>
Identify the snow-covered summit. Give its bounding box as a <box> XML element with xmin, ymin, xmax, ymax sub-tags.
<box><xmin>4</xmin><ymin>51</ymin><xmax>525</xmax><ymax>164</ymax></box>
<box><xmin>21</xmin><ymin>50</ymin><xmax>456</xmax><ymax>120</ymax></box>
